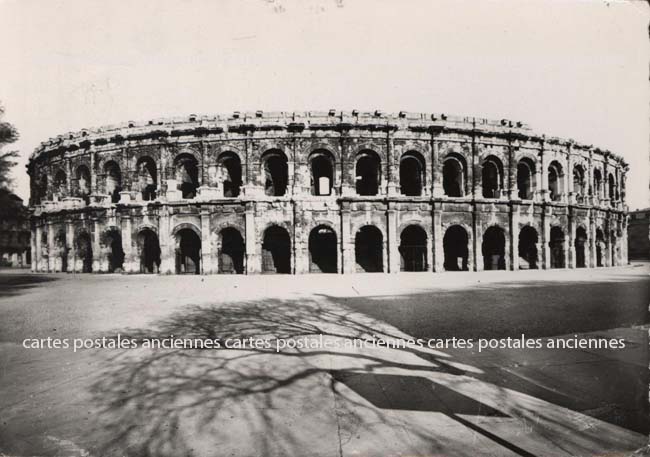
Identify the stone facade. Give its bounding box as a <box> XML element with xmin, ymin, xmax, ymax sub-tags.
<box><xmin>0</xmin><ymin>191</ymin><xmax>31</xmax><ymax>268</ymax></box>
<box><xmin>627</xmin><ymin>208</ymin><xmax>650</xmax><ymax>260</ymax></box>
<box><xmin>27</xmin><ymin>110</ymin><xmax>628</xmax><ymax>274</ymax></box>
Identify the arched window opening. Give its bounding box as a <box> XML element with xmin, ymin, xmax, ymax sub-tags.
<box><xmin>309</xmin><ymin>150</ymin><xmax>334</xmax><ymax>196</ymax></box>
<box><xmin>575</xmin><ymin>227</ymin><xmax>587</xmax><ymax>268</ymax></box>
<box><xmin>593</xmin><ymin>169</ymin><xmax>603</xmax><ymax>199</ymax></box>
<box><xmin>595</xmin><ymin>229</ymin><xmax>605</xmax><ymax>267</ymax></box>
<box><xmin>104</xmin><ymin>161</ymin><xmax>122</xmax><ymax>203</ymax></box>
<box><xmin>608</xmin><ymin>174</ymin><xmax>616</xmax><ymax>201</ymax></box>
<box><xmin>136</xmin><ymin>157</ymin><xmax>157</xmax><ymax>201</ymax></box>
<box><xmin>175</xmin><ymin>228</ymin><xmax>201</xmax><ymax>274</ymax></box>
<box><xmin>262</xmin><ymin>150</ymin><xmax>288</xmax><ymax>197</ymax></box>
<box><xmin>548</xmin><ymin>161</ymin><xmax>563</xmax><ymax>202</ymax></box>
<box><xmin>137</xmin><ymin>229</ymin><xmax>160</xmax><ymax>274</ymax></box>
<box><xmin>219</xmin><ymin>227</ymin><xmax>245</xmax><ymax>274</ymax></box>
<box><xmin>103</xmin><ymin>229</ymin><xmax>124</xmax><ymax>273</ymax></box>
<box><xmin>399</xmin><ymin>152</ymin><xmax>425</xmax><ymax>197</ymax></box>
<box><xmin>262</xmin><ymin>225</ymin><xmax>291</xmax><ymax>273</ymax></box>
<box><xmin>482</xmin><ymin>226</ymin><xmax>505</xmax><ymax>270</ymax></box>
<box><xmin>516</xmin><ymin>159</ymin><xmax>535</xmax><ymax>200</ymax></box>
<box><xmin>399</xmin><ymin>225</ymin><xmax>427</xmax><ymax>271</ymax></box>
<box><xmin>218</xmin><ymin>152</ymin><xmax>242</xmax><ymax>198</ymax></box>
<box><xmin>549</xmin><ymin>226</ymin><xmax>565</xmax><ymax>268</ymax></box>
<box><xmin>443</xmin><ymin>225</ymin><xmax>469</xmax><ymax>271</ymax></box>
<box><xmin>481</xmin><ymin>156</ymin><xmax>503</xmax><ymax>198</ymax></box>
<box><xmin>573</xmin><ymin>166</ymin><xmax>585</xmax><ymax>197</ymax></box>
<box><xmin>443</xmin><ymin>155</ymin><xmax>465</xmax><ymax>197</ymax></box>
<box><xmin>174</xmin><ymin>154</ymin><xmax>199</xmax><ymax>199</ymax></box>
<box><xmin>309</xmin><ymin>225</ymin><xmax>337</xmax><ymax>273</ymax></box>
<box><xmin>76</xmin><ymin>231</ymin><xmax>93</xmax><ymax>273</ymax></box>
<box><xmin>355</xmin><ymin>225</ymin><xmax>383</xmax><ymax>272</ymax></box>
<box><xmin>37</xmin><ymin>175</ymin><xmax>48</xmax><ymax>204</ymax></box>
<box><xmin>76</xmin><ymin>166</ymin><xmax>91</xmax><ymax>203</ymax></box>
<box><xmin>355</xmin><ymin>151</ymin><xmax>381</xmax><ymax>196</ymax></box>
<box><xmin>53</xmin><ymin>169</ymin><xmax>67</xmax><ymax>199</ymax></box>
<box><xmin>518</xmin><ymin>226</ymin><xmax>539</xmax><ymax>269</ymax></box>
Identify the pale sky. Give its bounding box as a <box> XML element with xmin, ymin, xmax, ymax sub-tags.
<box><xmin>0</xmin><ymin>0</ymin><xmax>648</xmax><ymax>208</ymax></box>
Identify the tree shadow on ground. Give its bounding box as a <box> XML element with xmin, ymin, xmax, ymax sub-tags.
<box><xmin>86</xmin><ymin>292</ymin><xmax>645</xmax><ymax>457</ymax></box>
<box><xmin>0</xmin><ymin>273</ymin><xmax>59</xmax><ymax>298</ymax></box>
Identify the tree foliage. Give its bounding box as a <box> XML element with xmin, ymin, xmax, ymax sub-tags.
<box><xmin>0</xmin><ymin>104</ymin><xmax>19</xmax><ymax>191</ymax></box>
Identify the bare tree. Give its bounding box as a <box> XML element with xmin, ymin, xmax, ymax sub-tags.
<box><xmin>0</xmin><ymin>103</ymin><xmax>19</xmax><ymax>191</ymax></box>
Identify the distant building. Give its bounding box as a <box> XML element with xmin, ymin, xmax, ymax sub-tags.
<box><xmin>0</xmin><ymin>190</ymin><xmax>31</xmax><ymax>268</ymax></box>
<box><xmin>628</xmin><ymin>208</ymin><xmax>650</xmax><ymax>260</ymax></box>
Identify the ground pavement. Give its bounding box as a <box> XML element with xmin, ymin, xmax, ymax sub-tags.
<box><xmin>0</xmin><ymin>265</ymin><xmax>648</xmax><ymax>457</ymax></box>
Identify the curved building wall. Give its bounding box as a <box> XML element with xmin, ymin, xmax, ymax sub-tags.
<box><xmin>27</xmin><ymin>111</ymin><xmax>629</xmax><ymax>274</ymax></box>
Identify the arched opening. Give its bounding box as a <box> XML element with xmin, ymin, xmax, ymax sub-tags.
<box><xmin>219</xmin><ymin>227</ymin><xmax>245</xmax><ymax>274</ymax></box>
<box><xmin>262</xmin><ymin>150</ymin><xmax>288</xmax><ymax>197</ymax></box>
<box><xmin>482</xmin><ymin>225</ymin><xmax>506</xmax><ymax>270</ymax></box>
<box><xmin>443</xmin><ymin>154</ymin><xmax>466</xmax><ymax>197</ymax></box>
<box><xmin>174</xmin><ymin>154</ymin><xmax>199</xmax><ymax>199</ymax></box>
<box><xmin>608</xmin><ymin>173</ymin><xmax>616</xmax><ymax>201</ymax></box>
<box><xmin>593</xmin><ymin>169</ymin><xmax>603</xmax><ymax>200</ymax></box>
<box><xmin>548</xmin><ymin>161</ymin><xmax>563</xmax><ymax>202</ymax></box>
<box><xmin>76</xmin><ymin>232</ymin><xmax>93</xmax><ymax>273</ymax></box>
<box><xmin>481</xmin><ymin>156</ymin><xmax>503</xmax><ymax>198</ymax></box>
<box><xmin>103</xmin><ymin>229</ymin><xmax>124</xmax><ymax>273</ymax></box>
<box><xmin>55</xmin><ymin>230</ymin><xmax>68</xmax><ymax>272</ymax></box>
<box><xmin>104</xmin><ymin>161</ymin><xmax>122</xmax><ymax>203</ymax></box>
<box><xmin>399</xmin><ymin>225</ymin><xmax>427</xmax><ymax>271</ymax></box>
<box><xmin>137</xmin><ymin>229</ymin><xmax>160</xmax><ymax>273</ymax></box>
<box><xmin>399</xmin><ymin>152</ymin><xmax>425</xmax><ymax>196</ymax></box>
<box><xmin>573</xmin><ymin>165</ymin><xmax>585</xmax><ymax>197</ymax></box>
<box><xmin>218</xmin><ymin>152</ymin><xmax>242</xmax><ymax>198</ymax></box>
<box><xmin>443</xmin><ymin>225</ymin><xmax>469</xmax><ymax>271</ymax></box>
<box><xmin>309</xmin><ymin>150</ymin><xmax>335</xmax><ymax>196</ymax></box>
<box><xmin>53</xmin><ymin>169</ymin><xmax>67</xmax><ymax>199</ymax></box>
<box><xmin>518</xmin><ymin>226</ymin><xmax>539</xmax><ymax>269</ymax></box>
<box><xmin>261</xmin><ymin>225</ymin><xmax>291</xmax><ymax>274</ymax></box>
<box><xmin>136</xmin><ymin>156</ymin><xmax>157</xmax><ymax>201</ymax></box>
<box><xmin>517</xmin><ymin>159</ymin><xmax>535</xmax><ymax>200</ymax></box>
<box><xmin>575</xmin><ymin>226</ymin><xmax>587</xmax><ymax>268</ymax></box>
<box><xmin>355</xmin><ymin>225</ymin><xmax>383</xmax><ymax>272</ymax></box>
<box><xmin>549</xmin><ymin>226</ymin><xmax>565</xmax><ymax>268</ymax></box>
<box><xmin>37</xmin><ymin>175</ymin><xmax>48</xmax><ymax>204</ymax></box>
<box><xmin>76</xmin><ymin>165</ymin><xmax>91</xmax><ymax>203</ymax></box>
<box><xmin>175</xmin><ymin>228</ymin><xmax>201</xmax><ymax>274</ymax></box>
<box><xmin>355</xmin><ymin>150</ymin><xmax>381</xmax><ymax>196</ymax></box>
<box><xmin>309</xmin><ymin>225</ymin><xmax>337</xmax><ymax>273</ymax></box>
<box><xmin>596</xmin><ymin>228</ymin><xmax>605</xmax><ymax>267</ymax></box>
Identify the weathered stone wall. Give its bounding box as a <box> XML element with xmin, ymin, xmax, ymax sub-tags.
<box><xmin>27</xmin><ymin>111</ymin><xmax>628</xmax><ymax>274</ymax></box>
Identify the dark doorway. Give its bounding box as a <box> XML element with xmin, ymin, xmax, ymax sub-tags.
<box><xmin>443</xmin><ymin>225</ymin><xmax>469</xmax><ymax>271</ymax></box>
<box><xmin>138</xmin><ymin>229</ymin><xmax>160</xmax><ymax>273</ymax></box>
<box><xmin>355</xmin><ymin>225</ymin><xmax>383</xmax><ymax>272</ymax></box>
<box><xmin>309</xmin><ymin>226</ymin><xmax>337</xmax><ymax>273</ymax></box>
<box><xmin>175</xmin><ymin>228</ymin><xmax>201</xmax><ymax>274</ymax></box>
<box><xmin>219</xmin><ymin>153</ymin><xmax>242</xmax><ymax>198</ymax></box>
<box><xmin>399</xmin><ymin>225</ymin><xmax>427</xmax><ymax>271</ymax></box>
<box><xmin>518</xmin><ymin>226</ymin><xmax>539</xmax><ymax>269</ymax></box>
<box><xmin>105</xmin><ymin>230</ymin><xmax>125</xmax><ymax>272</ymax></box>
<box><xmin>482</xmin><ymin>226</ymin><xmax>506</xmax><ymax>270</ymax></box>
<box><xmin>219</xmin><ymin>228</ymin><xmax>245</xmax><ymax>274</ymax></box>
<box><xmin>517</xmin><ymin>159</ymin><xmax>535</xmax><ymax>200</ymax></box>
<box><xmin>55</xmin><ymin>230</ymin><xmax>67</xmax><ymax>272</ymax></box>
<box><xmin>549</xmin><ymin>226</ymin><xmax>565</xmax><ymax>268</ymax></box>
<box><xmin>575</xmin><ymin>226</ymin><xmax>587</xmax><ymax>268</ymax></box>
<box><xmin>355</xmin><ymin>151</ymin><xmax>380</xmax><ymax>196</ymax></box>
<box><xmin>104</xmin><ymin>161</ymin><xmax>122</xmax><ymax>203</ymax></box>
<box><xmin>482</xmin><ymin>157</ymin><xmax>503</xmax><ymax>198</ymax></box>
<box><xmin>136</xmin><ymin>157</ymin><xmax>157</xmax><ymax>201</ymax></box>
<box><xmin>309</xmin><ymin>151</ymin><xmax>334</xmax><ymax>196</ymax></box>
<box><xmin>263</xmin><ymin>151</ymin><xmax>288</xmax><ymax>197</ymax></box>
<box><xmin>443</xmin><ymin>156</ymin><xmax>465</xmax><ymax>197</ymax></box>
<box><xmin>77</xmin><ymin>232</ymin><xmax>93</xmax><ymax>273</ymax></box>
<box><xmin>262</xmin><ymin>226</ymin><xmax>291</xmax><ymax>273</ymax></box>
<box><xmin>399</xmin><ymin>153</ymin><xmax>424</xmax><ymax>196</ymax></box>
<box><xmin>175</xmin><ymin>154</ymin><xmax>199</xmax><ymax>199</ymax></box>
<box><xmin>596</xmin><ymin>229</ymin><xmax>605</xmax><ymax>267</ymax></box>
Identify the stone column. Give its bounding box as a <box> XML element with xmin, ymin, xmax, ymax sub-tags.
<box><xmin>340</xmin><ymin>202</ymin><xmax>353</xmax><ymax>273</ymax></box>
<box><xmin>66</xmin><ymin>219</ymin><xmax>75</xmax><ymax>273</ymax></box>
<box><xmin>432</xmin><ymin>132</ymin><xmax>444</xmax><ymax>197</ymax></box>
<box><xmin>158</xmin><ymin>207</ymin><xmax>174</xmax><ymax>274</ymax></box>
<box><xmin>387</xmin><ymin>131</ymin><xmax>399</xmax><ymax>196</ymax></box>
<box><xmin>31</xmin><ymin>227</ymin><xmax>37</xmax><ymax>272</ymax></box>
<box><xmin>432</xmin><ymin>202</ymin><xmax>444</xmax><ymax>272</ymax></box>
<box><xmin>473</xmin><ymin>210</ymin><xmax>482</xmax><ymax>271</ymax></box>
<box><xmin>589</xmin><ymin>214</ymin><xmax>597</xmax><ymax>268</ymax></box>
<box><xmin>387</xmin><ymin>202</ymin><xmax>399</xmax><ymax>273</ymax></box>
<box><xmin>510</xmin><ymin>204</ymin><xmax>519</xmax><ymax>270</ymax></box>
<box><xmin>122</xmin><ymin>215</ymin><xmax>135</xmax><ymax>273</ymax></box>
<box><xmin>568</xmin><ymin>212</ymin><xmax>576</xmax><ymax>268</ymax></box>
<box><xmin>507</xmin><ymin>140</ymin><xmax>517</xmax><ymax>200</ymax></box>
<box><xmin>538</xmin><ymin>141</ymin><xmax>548</xmax><ymax>202</ymax></box>
<box><xmin>245</xmin><ymin>202</ymin><xmax>258</xmax><ymax>274</ymax></box>
<box><xmin>47</xmin><ymin>222</ymin><xmax>55</xmax><ymax>272</ymax></box>
<box><xmin>542</xmin><ymin>211</ymin><xmax>550</xmax><ymax>269</ymax></box>
<box><xmin>200</xmin><ymin>209</ymin><xmax>212</xmax><ymax>274</ymax></box>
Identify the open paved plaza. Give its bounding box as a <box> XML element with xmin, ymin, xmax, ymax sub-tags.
<box><xmin>0</xmin><ymin>266</ymin><xmax>648</xmax><ymax>457</ymax></box>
